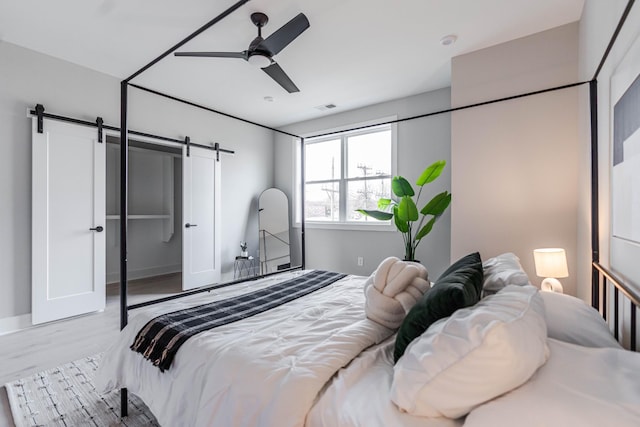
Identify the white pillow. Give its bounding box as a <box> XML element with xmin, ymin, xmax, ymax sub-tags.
<box><xmin>390</xmin><ymin>285</ymin><xmax>549</xmax><ymax>418</ymax></box>
<box><xmin>482</xmin><ymin>253</ymin><xmax>532</xmax><ymax>296</ymax></box>
<box><xmin>540</xmin><ymin>291</ymin><xmax>621</xmax><ymax>349</ymax></box>
<box><xmin>464</xmin><ymin>339</ymin><xmax>640</xmax><ymax>427</ymax></box>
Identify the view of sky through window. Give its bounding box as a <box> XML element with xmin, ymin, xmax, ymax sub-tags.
<box><xmin>304</xmin><ymin>126</ymin><xmax>392</xmax><ymax>223</ymax></box>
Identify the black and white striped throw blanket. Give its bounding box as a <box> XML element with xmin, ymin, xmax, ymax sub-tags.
<box><xmin>130</xmin><ymin>270</ymin><xmax>346</xmax><ymax>371</ymax></box>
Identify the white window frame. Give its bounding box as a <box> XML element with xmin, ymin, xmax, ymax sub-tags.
<box><xmin>292</xmin><ymin>116</ymin><xmax>398</xmax><ymax>231</ymax></box>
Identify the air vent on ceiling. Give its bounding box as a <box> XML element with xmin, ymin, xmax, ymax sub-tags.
<box><xmin>315</xmin><ymin>103</ymin><xmax>337</xmax><ymax>111</ymax></box>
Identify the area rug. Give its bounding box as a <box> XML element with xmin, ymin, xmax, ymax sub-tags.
<box><xmin>5</xmin><ymin>354</ymin><xmax>159</xmax><ymax>427</ymax></box>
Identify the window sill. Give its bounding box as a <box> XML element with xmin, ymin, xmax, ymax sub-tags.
<box><xmin>294</xmin><ymin>221</ymin><xmax>396</xmax><ymax>232</ymax></box>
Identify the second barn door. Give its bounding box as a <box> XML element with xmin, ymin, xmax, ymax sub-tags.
<box><xmin>182</xmin><ymin>145</ymin><xmax>221</xmax><ymax>290</ymax></box>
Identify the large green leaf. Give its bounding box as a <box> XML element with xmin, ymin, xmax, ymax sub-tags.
<box><xmin>393</xmin><ymin>205</ymin><xmax>409</xmax><ymax>233</ymax></box>
<box><xmin>420</xmin><ymin>191</ymin><xmax>452</xmax><ymax>216</ymax></box>
<box><xmin>397</xmin><ymin>196</ymin><xmax>419</xmax><ymax>222</ymax></box>
<box><xmin>377</xmin><ymin>198</ymin><xmax>395</xmax><ymax>210</ymax></box>
<box><xmin>415</xmin><ymin>217</ymin><xmax>436</xmax><ymax>241</ymax></box>
<box><xmin>416</xmin><ymin>160</ymin><xmax>446</xmax><ymax>186</ymax></box>
<box><xmin>391</xmin><ymin>176</ymin><xmax>415</xmax><ymax>197</ymax></box>
<box><xmin>356</xmin><ymin>209</ymin><xmax>393</xmax><ymax>221</ymax></box>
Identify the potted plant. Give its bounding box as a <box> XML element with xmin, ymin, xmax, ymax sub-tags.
<box><xmin>356</xmin><ymin>160</ymin><xmax>451</xmax><ymax>261</ymax></box>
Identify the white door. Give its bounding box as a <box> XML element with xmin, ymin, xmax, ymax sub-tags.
<box><xmin>182</xmin><ymin>145</ymin><xmax>221</xmax><ymax>290</ymax></box>
<box><xmin>32</xmin><ymin>118</ymin><xmax>106</xmax><ymax>324</ymax></box>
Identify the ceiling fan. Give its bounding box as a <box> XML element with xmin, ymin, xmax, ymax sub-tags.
<box><xmin>174</xmin><ymin>12</ymin><xmax>310</xmax><ymax>93</ymax></box>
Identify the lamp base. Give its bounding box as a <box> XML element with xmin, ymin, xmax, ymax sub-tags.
<box><xmin>540</xmin><ymin>277</ymin><xmax>563</xmax><ymax>293</ymax></box>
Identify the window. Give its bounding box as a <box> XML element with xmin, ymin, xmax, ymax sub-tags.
<box><xmin>297</xmin><ymin>121</ymin><xmax>396</xmax><ymax>228</ymax></box>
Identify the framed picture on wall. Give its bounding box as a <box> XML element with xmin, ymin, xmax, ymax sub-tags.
<box><xmin>610</xmin><ymin>32</ymin><xmax>640</xmax><ymax>289</ymax></box>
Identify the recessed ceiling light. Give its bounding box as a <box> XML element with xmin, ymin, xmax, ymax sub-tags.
<box><xmin>264</xmin><ymin>96</ymin><xmax>274</xmax><ymax>102</ymax></box>
<box><xmin>440</xmin><ymin>34</ymin><xmax>457</xmax><ymax>46</ymax></box>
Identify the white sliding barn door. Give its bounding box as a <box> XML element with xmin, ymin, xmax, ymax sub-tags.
<box><xmin>32</xmin><ymin>118</ymin><xmax>106</xmax><ymax>324</ymax></box>
<box><xmin>182</xmin><ymin>145</ymin><xmax>221</xmax><ymax>290</ymax></box>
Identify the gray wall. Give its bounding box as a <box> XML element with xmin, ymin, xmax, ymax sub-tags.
<box><xmin>275</xmin><ymin>88</ymin><xmax>452</xmax><ymax>280</ymax></box>
<box><xmin>450</xmin><ymin>23</ymin><xmax>581</xmax><ymax>296</ymax></box>
<box><xmin>0</xmin><ymin>41</ymin><xmax>274</xmax><ymax>325</ymax></box>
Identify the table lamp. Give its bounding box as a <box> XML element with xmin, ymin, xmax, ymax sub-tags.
<box><xmin>533</xmin><ymin>248</ymin><xmax>568</xmax><ymax>293</ymax></box>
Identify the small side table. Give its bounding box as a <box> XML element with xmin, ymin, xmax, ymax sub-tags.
<box><xmin>234</xmin><ymin>256</ymin><xmax>256</xmax><ymax>279</ymax></box>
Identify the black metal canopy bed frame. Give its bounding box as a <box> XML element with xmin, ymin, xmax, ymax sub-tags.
<box><xmin>30</xmin><ymin>0</ymin><xmax>640</xmax><ymax>421</ymax></box>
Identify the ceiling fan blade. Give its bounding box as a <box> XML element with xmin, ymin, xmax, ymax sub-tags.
<box><xmin>262</xmin><ymin>62</ymin><xmax>300</xmax><ymax>93</ymax></box>
<box><xmin>259</xmin><ymin>13</ymin><xmax>310</xmax><ymax>56</ymax></box>
<box><xmin>174</xmin><ymin>51</ymin><xmax>247</xmax><ymax>59</ymax></box>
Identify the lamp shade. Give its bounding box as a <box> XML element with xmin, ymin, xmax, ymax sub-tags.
<box><xmin>533</xmin><ymin>248</ymin><xmax>568</xmax><ymax>278</ymax></box>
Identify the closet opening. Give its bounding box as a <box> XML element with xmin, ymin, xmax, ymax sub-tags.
<box><xmin>105</xmin><ymin>134</ymin><xmax>184</xmax><ymax>305</ymax></box>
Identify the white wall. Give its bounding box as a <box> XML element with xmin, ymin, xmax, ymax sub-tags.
<box><xmin>578</xmin><ymin>0</ymin><xmax>640</xmax><ymax>346</ymax></box>
<box><xmin>0</xmin><ymin>41</ymin><xmax>274</xmax><ymax>325</ymax></box>
<box><xmin>275</xmin><ymin>88</ymin><xmax>452</xmax><ymax>280</ymax></box>
<box><xmin>451</xmin><ymin>23</ymin><xmax>581</xmax><ymax>296</ymax></box>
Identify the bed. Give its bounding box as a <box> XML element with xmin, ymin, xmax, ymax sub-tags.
<box><xmin>99</xmin><ymin>3</ymin><xmax>640</xmax><ymax>424</ymax></box>
<box><xmin>96</xmin><ymin>253</ymin><xmax>640</xmax><ymax>427</ymax></box>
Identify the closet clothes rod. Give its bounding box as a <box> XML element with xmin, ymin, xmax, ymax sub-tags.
<box><xmin>28</xmin><ymin>105</ymin><xmax>235</xmax><ymax>155</ymax></box>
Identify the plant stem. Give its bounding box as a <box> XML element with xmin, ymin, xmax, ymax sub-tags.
<box><xmin>407</xmin><ymin>222</ymin><xmax>413</xmax><ymax>260</ymax></box>
<box><xmin>414</xmin><ymin>215</ymin><xmax>426</xmax><ymax>243</ymax></box>
<box><xmin>411</xmin><ymin>186</ymin><xmax>426</xmax><ymax>254</ymax></box>
<box><xmin>416</xmin><ymin>185</ymin><xmax>424</xmax><ymax>204</ymax></box>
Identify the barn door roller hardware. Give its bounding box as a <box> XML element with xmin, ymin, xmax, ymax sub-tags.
<box><xmin>96</xmin><ymin>117</ymin><xmax>104</xmax><ymax>143</ymax></box>
<box><xmin>35</xmin><ymin>104</ymin><xmax>45</xmax><ymax>133</ymax></box>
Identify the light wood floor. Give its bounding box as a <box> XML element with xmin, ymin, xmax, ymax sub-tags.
<box><xmin>0</xmin><ymin>273</ymin><xmax>183</xmax><ymax>425</ymax></box>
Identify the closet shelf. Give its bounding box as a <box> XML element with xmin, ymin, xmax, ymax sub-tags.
<box><xmin>106</xmin><ymin>152</ymin><xmax>175</xmax><ymax>242</ymax></box>
<box><xmin>106</xmin><ymin>214</ymin><xmax>172</xmax><ymax>220</ymax></box>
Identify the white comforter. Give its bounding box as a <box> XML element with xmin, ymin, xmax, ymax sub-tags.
<box><xmin>95</xmin><ymin>272</ymin><xmax>392</xmax><ymax>427</ymax></box>
<box><xmin>306</xmin><ymin>336</ymin><xmax>463</xmax><ymax>427</ymax></box>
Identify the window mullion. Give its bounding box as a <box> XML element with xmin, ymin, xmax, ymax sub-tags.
<box><xmin>339</xmin><ymin>135</ymin><xmax>347</xmax><ymax>222</ymax></box>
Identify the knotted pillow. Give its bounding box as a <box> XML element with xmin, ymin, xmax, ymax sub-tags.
<box><xmin>364</xmin><ymin>257</ymin><xmax>430</xmax><ymax>329</ymax></box>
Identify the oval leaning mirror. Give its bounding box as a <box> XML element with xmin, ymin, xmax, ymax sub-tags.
<box><xmin>258</xmin><ymin>188</ymin><xmax>291</xmax><ymax>275</ymax></box>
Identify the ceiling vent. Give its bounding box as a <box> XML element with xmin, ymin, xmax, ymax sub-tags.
<box><xmin>315</xmin><ymin>103</ymin><xmax>337</xmax><ymax>111</ymax></box>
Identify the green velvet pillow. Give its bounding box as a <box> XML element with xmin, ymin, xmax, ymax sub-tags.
<box><xmin>393</xmin><ymin>252</ymin><xmax>484</xmax><ymax>362</ymax></box>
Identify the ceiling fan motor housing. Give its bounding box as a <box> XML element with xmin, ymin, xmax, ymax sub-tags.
<box><xmin>248</xmin><ymin>12</ymin><xmax>273</xmax><ymax>65</ymax></box>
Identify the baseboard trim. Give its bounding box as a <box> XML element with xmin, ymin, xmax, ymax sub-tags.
<box><xmin>106</xmin><ymin>264</ymin><xmax>182</xmax><ymax>284</ymax></box>
<box><xmin>0</xmin><ymin>314</ymin><xmax>32</xmax><ymax>336</ymax></box>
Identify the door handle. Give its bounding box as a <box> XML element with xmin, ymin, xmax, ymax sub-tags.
<box><xmin>185</xmin><ymin>223</ymin><xmax>198</xmax><ymax>228</ymax></box>
<box><xmin>89</xmin><ymin>226</ymin><xmax>104</xmax><ymax>232</ymax></box>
